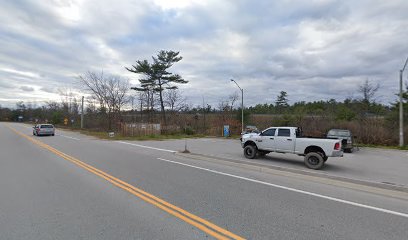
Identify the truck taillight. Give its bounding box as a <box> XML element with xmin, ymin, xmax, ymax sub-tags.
<box><xmin>334</xmin><ymin>142</ymin><xmax>341</xmax><ymax>150</ymax></box>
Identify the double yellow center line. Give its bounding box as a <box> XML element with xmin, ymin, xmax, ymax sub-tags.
<box><xmin>8</xmin><ymin>125</ymin><xmax>245</xmax><ymax>240</ymax></box>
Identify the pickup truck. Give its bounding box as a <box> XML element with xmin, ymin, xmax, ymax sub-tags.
<box><xmin>241</xmin><ymin>127</ymin><xmax>343</xmax><ymax>169</ymax></box>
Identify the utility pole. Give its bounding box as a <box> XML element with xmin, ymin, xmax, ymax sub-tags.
<box><xmin>81</xmin><ymin>96</ymin><xmax>84</xmax><ymax>129</ymax></box>
<box><xmin>231</xmin><ymin>79</ymin><xmax>244</xmax><ymax>133</ymax></box>
<box><xmin>399</xmin><ymin>56</ymin><xmax>408</xmax><ymax>147</ymax></box>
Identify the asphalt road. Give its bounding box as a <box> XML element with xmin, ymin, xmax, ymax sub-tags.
<box><xmin>1</xmin><ymin>122</ymin><xmax>408</xmax><ymax>240</ymax></box>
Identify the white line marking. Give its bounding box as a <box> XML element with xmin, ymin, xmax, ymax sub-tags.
<box><xmin>157</xmin><ymin>157</ymin><xmax>408</xmax><ymax>219</ymax></box>
<box><xmin>117</xmin><ymin>141</ymin><xmax>177</xmax><ymax>153</ymax></box>
<box><xmin>57</xmin><ymin>134</ymin><xmax>80</xmax><ymax>140</ymax></box>
<box><xmin>199</xmin><ymin>139</ymin><xmax>225</xmax><ymax>143</ymax></box>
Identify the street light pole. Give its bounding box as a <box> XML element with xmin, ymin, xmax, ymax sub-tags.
<box><xmin>399</xmin><ymin>56</ymin><xmax>408</xmax><ymax>147</ymax></box>
<box><xmin>231</xmin><ymin>79</ymin><xmax>244</xmax><ymax>133</ymax></box>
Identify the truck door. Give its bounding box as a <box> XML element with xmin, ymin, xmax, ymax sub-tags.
<box><xmin>274</xmin><ymin>128</ymin><xmax>295</xmax><ymax>153</ymax></box>
<box><xmin>257</xmin><ymin>128</ymin><xmax>276</xmax><ymax>151</ymax></box>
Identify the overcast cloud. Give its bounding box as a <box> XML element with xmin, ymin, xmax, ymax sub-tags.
<box><xmin>0</xmin><ymin>0</ymin><xmax>407</xmax><ymax>108</ymax></box>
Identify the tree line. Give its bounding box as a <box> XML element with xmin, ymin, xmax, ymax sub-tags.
<box><xmin>0</xmin><ymin>50</ymin><xmax>407</xmax><ymax>145</ymax></box>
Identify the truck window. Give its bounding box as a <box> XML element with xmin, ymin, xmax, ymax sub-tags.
<box><xmin>295</xmin><ymin>128</ymin><xmax>303</xmax><ymax>137</ymax></box>
<box><xmin>261</xmin><ymin>128</ymin><xmax>276</xmax><ymax>136</ymax></box>
<box><xmin>277</xmin><ymin>129</ymin><xmax>291</xmax><ymax>137</ymax></box>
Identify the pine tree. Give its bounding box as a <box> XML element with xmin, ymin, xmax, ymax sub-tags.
<box><xmin>275</xmin><ymin>91</ymin><xmax>289</xmax><ymax>113</ymax></box>
<box><xmin>126</xmin><ymin>50</ymin><xmax>188</xmax><ymax>125</ymax></box>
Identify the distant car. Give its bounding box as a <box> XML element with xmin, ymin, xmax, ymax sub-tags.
<box><xmin>33</xmin><ymin>124</ymin><xmax>55</xmax><ymax>136</ymax></box>
<box><xmin>326</xmin><ymin>129</ymin><xmax>353</xmax><ymax>153</ymax></box>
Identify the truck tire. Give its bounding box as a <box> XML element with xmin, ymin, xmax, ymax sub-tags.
<box><xmin>318</xmin><ymin>152</ymin><xmax>328</xmax><ymax>162</ymax></box>
<box><xmin>304</xmin><ymin>152</ymin><xmax>324</xmax><ymax>170</ymax></box>
<box><xmin>244</xmin><ymin>145</ymin><xmax>257</xmax><ymax>159</ymax></box>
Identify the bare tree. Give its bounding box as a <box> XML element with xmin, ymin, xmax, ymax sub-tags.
<box><xmin>16</xmin><ymin>101</ymin><xmax>26</xmax><ymax>111</ymax></box>
<box><xmin>228</xmin><ymin>92</ymin><xmax>239</xmax><ymax>111</ymax></box>
<box><xmin>86</xmin><ymin>96</ymin><xmax>97</xmax><ymax>114</ymax></box>
<box><xmin>106</xmin><ymin>75</ymin><xmax>130</xmax><ymax>114</ymax></box>
<box><xmin>134</xmin><ymin>87</ymin><xmax>156</xmax><ymax>112</ymax></box>
<box><xmin>71</xmin><ymin>98</ymin><xmax>80</xmax><ymax>116</ymax></box>
<box><xmin>58</xmin><ymin>87</ymin><xmax>79</xmax><ymax>117</ymax></box>
<box><xmin>134</xmin><ymin>89</ymin><xmax>158</xmax><ymax>122</ymax></box>
<box><xmin>217</xmin><ymin>99</ymin><xmax>230</xmax><ymax>112</ymax></box>
<box><xmin>78</xmin><ymin>71</ymin><xmax>129</xmax><ymax>130</ymax></box>
<box><xmin>45</xmin><ymin>101</ymin><xmax>60</xmax><ymax>111</ymax></box>
<box><xmin>78</xmin><ymin>71</ymin><xmax>108</xmax><ymax>111</ymax></box>
<box><xmin>164</xmin><ymin>89</ymin><xmax>187</xmax><ymax>112</ymax></box>
<box><xmin>217</xmin><ymin>98</ymin><xmax>231</xmax><ymax>123</ymax></box>
<box><xmin>358</xmin><ymin>79</ymin><xmax>380</xmax><ymax>104</ymax></box>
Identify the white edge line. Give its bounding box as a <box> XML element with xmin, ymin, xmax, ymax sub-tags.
<box><xmin>117</xmin><ymin>141</ymin><xmax>177</xmax><ymax>153</ymax></box>
<box><xmin>57</xmin><ymin>134</ymin><xmax>80</xmax><ymax>141</ymax></box>
<box><xmin>157</xmin><ymin>157</ymin><xmax>408</xmax><ymax>219</ymax></box>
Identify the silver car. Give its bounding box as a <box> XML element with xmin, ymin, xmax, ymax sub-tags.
<box><xmin>33</xmin><ymin>124</ymin><xmax>55</xmax><ymax>136</ymax></box>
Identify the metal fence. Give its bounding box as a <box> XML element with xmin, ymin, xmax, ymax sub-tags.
<box><xmin>120</xmin><ymin>123</ymin><xmax>161</xmax><ymax>136</ymax></box>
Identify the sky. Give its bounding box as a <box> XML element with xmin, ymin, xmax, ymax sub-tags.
<box><xmin>0</xmin><ymin>0</ymin><xmax>408</xmax><ymax>109</ymax></box>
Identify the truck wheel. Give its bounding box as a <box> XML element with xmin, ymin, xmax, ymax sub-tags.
<box><xmin>304</xmin><ymin>152</ymin><xmax>324</xmax><ymax>170</ymax></box>
<box><xmin>318</xmin><ymin>152</ymin><xmax>328</xmax><ymax>162</ymax></box>
<box><xmin>244</xmin><ymin>145</ymin><xmax>257</xmax><ymax>159</ymax></box>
